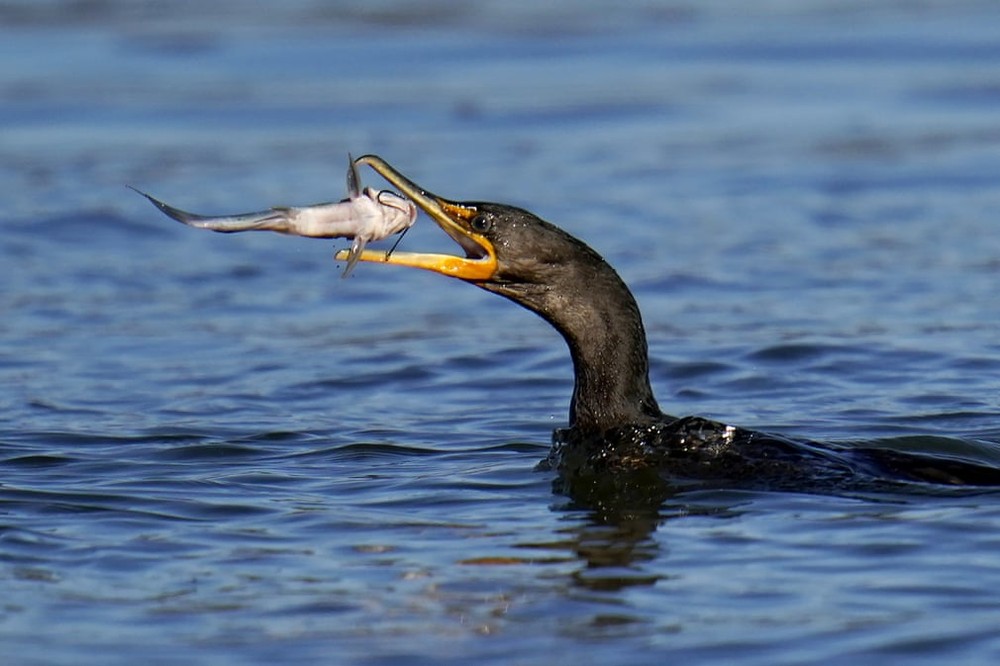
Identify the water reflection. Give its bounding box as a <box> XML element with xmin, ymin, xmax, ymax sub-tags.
<box><xmin>521</xmin><ymin>472</ymin><xmax>743</xmax><ymax>594</ymax></box>
<box><xmin>565</xmin><ymin>517</ymin><xmax>663</xmax><ymax>592</ymax></box>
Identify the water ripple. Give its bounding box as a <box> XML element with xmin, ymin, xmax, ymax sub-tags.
<box><xmin>5</xmin><ymin>2</ymin><xmax>1000</xmax><ymax>664</ymax></box>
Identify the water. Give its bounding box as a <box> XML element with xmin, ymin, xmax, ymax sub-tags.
<box><xmin>4</xmin><ymin>1</ymin><xmax>1000</xmax><ymax>663</ymax></box>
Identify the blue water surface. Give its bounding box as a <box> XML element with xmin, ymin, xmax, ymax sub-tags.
<box><xmin>4</xmin><ymin>1</ymin><xmax>1000</xmax><ymax>664</ymax></box>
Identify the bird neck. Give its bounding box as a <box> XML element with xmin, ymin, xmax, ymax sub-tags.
<box><xmin>490</xmin><ymin>253</ymin><xmax>661</xmax><ymax>432</ymax></box>
<box><xmin>556</xmin><ymin>274</ymin><xmax>661</xmax><ymax>432</ymax></box>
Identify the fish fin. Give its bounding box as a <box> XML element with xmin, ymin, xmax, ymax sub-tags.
<box><xmin>341</xmin><ymin>236</ymin><xmax>369</xmax><ymax>278</ymax></box>
<box><xmin>346</xmin><ymin>153</ymin><xmax>361</xmax><ymax>199</ymax></box>
<box><xmin>127</xmin><ymin>185</ymin><xmax>206</xmax><ymax>225</ymax></box>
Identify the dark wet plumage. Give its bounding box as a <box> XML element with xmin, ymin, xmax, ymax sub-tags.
<box><xmin>467</xmin><ymin>205</ymin><xmax>1000</xmax><ymax>492</ymax></box>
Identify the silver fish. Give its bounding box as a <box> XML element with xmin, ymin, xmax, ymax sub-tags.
<box><xmin>129</xmin><ymin>157</ymin><xmax>418</xmax><ymax>276</ymax></box>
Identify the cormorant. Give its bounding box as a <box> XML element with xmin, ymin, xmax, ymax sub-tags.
<box><xmin>338</xmin><ymin>155</ymin><xmax>1000</xmax><ymax>493</ymax></box>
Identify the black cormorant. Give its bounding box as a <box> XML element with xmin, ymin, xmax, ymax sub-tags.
<box><xmin>338</xmin><ymin>155</ymin><xmax>1000</xmax><ymax>493</ymax></box>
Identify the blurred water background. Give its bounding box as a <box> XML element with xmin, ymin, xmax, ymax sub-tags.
<box><xmin>4</xmin><ymin>1</ymin><xmax>1000</xmax><ymax>664</ymax></box>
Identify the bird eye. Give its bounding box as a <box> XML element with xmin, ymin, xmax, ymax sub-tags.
<box><xmin>470</xmin><ymin>214</ymin><xmax>491</xmax><ymax>233</ymax></box>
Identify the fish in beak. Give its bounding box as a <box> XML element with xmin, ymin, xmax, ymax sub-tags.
<box><xmin>334</xmin><ymin>155</ymin><xmax>498</xmax><ymax>281</ymax></box>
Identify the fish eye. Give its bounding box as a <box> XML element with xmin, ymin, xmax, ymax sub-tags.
<box><xmin>470</xmin><ymin>214</ymin><xmax>492</xmax><ymax>233</ymax></box>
